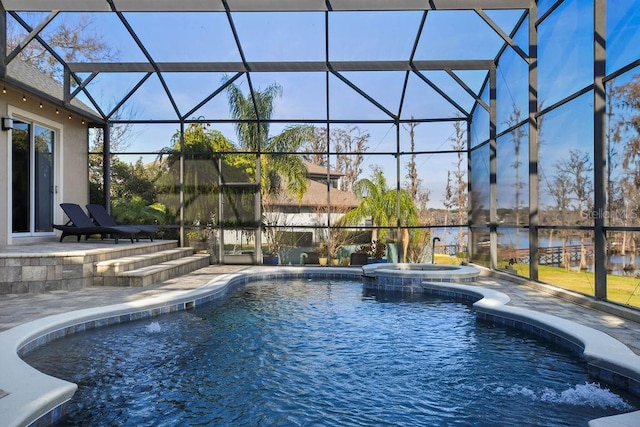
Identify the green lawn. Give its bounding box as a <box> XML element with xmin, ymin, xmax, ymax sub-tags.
<box><xmin>506</xmin><ymin>263</ymin><xmax>640</xmax><ymax>308</ymax></box>
<box><xmin>433</xmin><ymin>253</ymin><xmax>464</xmax><ymax>265</ymax></box>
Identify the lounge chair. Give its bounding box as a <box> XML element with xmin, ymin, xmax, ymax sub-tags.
<box><xmin>86</xmin><ymin>204</ymin><xmax>158</xmax><ymax>241</ymax></box>
<box><xmin>53</xmin><ymin>203</ymin><xmax>139</xmax><ymax>244</ymax></box>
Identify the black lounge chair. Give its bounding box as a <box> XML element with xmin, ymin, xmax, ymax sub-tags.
<box><xmin>86</xmin><ymin>204</ymin><xmax>158</xmax><ymax>241</ymax></box>
<box><xmin>53</xmin><ymin>203</ymin><xmax>139</xmax><ymax>244</ymax></box>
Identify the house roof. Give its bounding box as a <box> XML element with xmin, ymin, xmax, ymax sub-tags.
<box><xmin>304</xmin><ymin>161</ymin><xmax>345</xmax><ymax>178</ymax></box>
<box><xmin>5</xmin><ymin>59</ymin><xmax>101</xmax><ymax>121</ymax></box>
<box><xmin>276</xmin><ymin>179</ymin><xmax>360</xmax><ymax>210</ymax></box>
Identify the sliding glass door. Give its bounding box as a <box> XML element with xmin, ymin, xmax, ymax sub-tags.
<box><xmin>12</xmin><ymin>120</ymin><xmax>55</xmax><ymax>235</ymax></box>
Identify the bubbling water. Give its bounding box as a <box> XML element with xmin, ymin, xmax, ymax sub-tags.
<box><xmin>491</xmin><ymin>382</ymin><xmax>632</xmax><ymax>410</ymax></box>
<box><xmin>540</xmin><ymin>382</ymin><xmax>633</xmax><ymax>409</ymax></box>
<box><xmin>144</xmin><ymin>321</ymin><xmax>161</xmax><ymax>333</ymax></box>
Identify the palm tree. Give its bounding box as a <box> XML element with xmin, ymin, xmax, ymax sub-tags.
<box><xmin>226</xmin><ymin>81</ymin><xmax>314</xmax><ymax>254</ymax></box>
<box><xmin>157</xmin><ymin>122</ymin><xmax>250</xmax><ymax>232</ymax></box>
<box><xmin>227</xmin><ymin>82</ymin><xmax>314</xmax><ymax>199</ymax></box>
<box><xmin>339</xmin><ymin>166</ymin><xmax>419</xmax><ymax>260</ymax></box>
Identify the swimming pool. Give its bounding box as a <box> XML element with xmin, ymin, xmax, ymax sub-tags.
<box><xmin>24</xmin><ymin>278</ymin><xmax>636</xmax><ymax>426</ymax></box>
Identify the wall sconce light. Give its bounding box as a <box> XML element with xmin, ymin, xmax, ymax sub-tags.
<box><xmin>22</xmin><ymin>94</ymin><xmax>26</xmax><ymax>102</ymax></box>
<box><xmin>2</xmin><ymin>117</ymin><xmax>14</xmax><ymax>131</ymax></box>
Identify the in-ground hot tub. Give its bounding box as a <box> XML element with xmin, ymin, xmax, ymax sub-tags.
<box><xmin>361</xmin><ymin>263</ymin><xmax>480</xmax><ymax>291</ymax></box>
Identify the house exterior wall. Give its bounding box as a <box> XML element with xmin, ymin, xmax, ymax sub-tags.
<box><xmin>1</xmin><ymin>87</ymin><xmax>90</xmax><ymax>246</ymax></box>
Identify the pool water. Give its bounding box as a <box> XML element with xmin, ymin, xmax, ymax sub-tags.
<box><xmin>25</xmin><ymin>279</ymin><xmax>636</xmax><ymax>426</ymax></box>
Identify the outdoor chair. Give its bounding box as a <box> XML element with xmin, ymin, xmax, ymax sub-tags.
<box><xmin>86</xmin><ymin>204</ymin><xmax>158</xmax><ymax>241</ymax></box>
<box><xmin>53</xmin><ymin>203</ymin><xmax>139</xmax><ymax>244</ymax></box>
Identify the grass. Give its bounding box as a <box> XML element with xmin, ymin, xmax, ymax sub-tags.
<box><xmin>505</xmin><ymin>263</ymin><xmax>640</xmax><ymax>308</ymax></box>
<box><xmin>433</xmin><ymin>254</ymin><xmax>464</xmax><ymax>265</ymax></box>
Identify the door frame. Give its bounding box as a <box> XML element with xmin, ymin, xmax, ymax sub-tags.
<box><xmin>7</xmin><ymin>105</ymin><xmax>63</xmax><ymax>243</ymax></box>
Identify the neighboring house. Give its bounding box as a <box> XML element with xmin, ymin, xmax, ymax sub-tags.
<box><xmin>0</xmin><ymin>59</ymin><xmax>100</xmax><ymax>246</ymax></box>
<box><xmin>271</xmin><ymin>161</ymin><xmax>359</xmax><ymax>216</ymax></box>
<box><xmin>261</xmin><ymin>161</ymin><xmax>360</xmax><ymax>246</ymax></box>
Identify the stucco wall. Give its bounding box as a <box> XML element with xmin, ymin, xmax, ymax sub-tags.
<box><xmin>1</xmin><ymin>86</ymin><xmax>91</xmax><ymax>246</ymax></box>
<box><xmin>60</xmin><ymin>116</ymin><xmax>89</xmax><ymax>210</ymax></box>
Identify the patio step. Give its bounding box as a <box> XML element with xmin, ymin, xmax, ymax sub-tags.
<box><xmin>94</xmin><ymin>247</ymin><xmax>197</xmax><ymax>275</ymax></box>
<box><xmin>93</xmin><ymin>245</ymin><xmax>211</xmax><ymax>287</ymax></box>
<box><xmin>116</xmin><ymin>253</ymin><xmax>211</xmax><ymax>287</ymax></box>
<box><xmin>0</xmin><ymin>240</ymin><xmax>212</xmax><ymax>294</ymax></box>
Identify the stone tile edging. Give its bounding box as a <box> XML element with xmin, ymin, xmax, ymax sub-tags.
<box><xmin>0</xmin><ymin>266</ymin><xmax>638</xmax><ymax>426</ymax></box>
<box><xmin>362</xmin><ymin>262</ymin><xmax>480</xmax><ymax>283</ymax></box>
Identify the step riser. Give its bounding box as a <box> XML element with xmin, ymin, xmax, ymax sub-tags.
<box><xmin>94</xmin><ymin>248</ymin><xmax>195</xmax><ymax>275</ymax></box>
<box><xmin>91</xmin><ymin>241</ymin><xmax>177</xmax><ymax>264</ymax></box>
<box><xmin>126</xmin><ymin>256</ymin><xmax>210</xmax><ymax>287</ymax></box>
<box><xmin>94</xmin><ymin>255</ymin><xmax>210</xmax><ymax>287</ymax></box>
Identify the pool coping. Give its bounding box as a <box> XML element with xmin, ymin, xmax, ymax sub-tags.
<box><xmin>0</xmin><ymin>266</ymin><xmax>638</xmax><ymax>427</ymax></box>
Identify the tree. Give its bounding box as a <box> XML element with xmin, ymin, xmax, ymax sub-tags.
<box><xmin>612</xmin><ymin>75</ymin><xmax>640</xmax><ymax>179</ymax></box>
<box><xmin>506</xmin><ymin>107</ymin><xmax>526</xmax><ymax>211</ymax></box>
<box><xmin>403</xmin><ymin>120</ymin><xmax>430</xmax><ymax>217</ymax></box>
<box><xmin>305</xmin><ymin>125</ymin><xmax>368</xmax><ymax>192</ymax></box>
<box><xmin>339</xmin><ymin>167</ymin><xmax>419</xmax><ymax>261</ymax></box>
<box><xmin>441</xmin><ymin>121</ymin><xmax>468</xmax><ymax>254</ymax></box>
<box><xmin>226</xmin><ymin>82</ymin><xmax>314</xmax><ymax>200</ymax></box>
<box><xmin>7</xmin><ymin>14</ymin><xmax>117</xmax><ymax>81</ymax></box>
<box><xmin>506</xmin><ymin>106</ymin><xmax>526</xmax><ymax>245</ymax></box>
<box><xmin>157</xmin><ymin>122</ymin><xmax>248</xmax><ymax>231</ymax></box>
<box><xmin>606</xmin><ymin>79</ymin><xmax>622</xmax><ymax>225</ymax></box>
<box><xmin>225</xmin><ymin>81</ymin><xmax>315</xmax><ymax>255</ymax></box>
<box><xmin>332</xmin><ymin>126</ymin><xmax>368</xmax><ymax>192</ymax></box>
<box><xmin>609</xmin><ymin>75</ymin><xmax>640</xmax><ymax>267</ymax></box>
<box><xmin>545</xmin><ymin>165</ymin><xmax>573</xmax><ymax>268</ymax></box>
<box><xmin>552</xmin><ymin>149</ymin><xmax>593</xmax><ymax>269</ymax></box>
<box><xmin>305</xmin><ymin>127</ymin><xmax>329</xmax><ymax>167</ymax></box>
<box><xmin>88</xmin><ymin>112</ymin><xmax>142</xmax><ymax>206</ymax></box>
<box><xmin>110</xmin><ymin>158</ymin><xmax>157</xmax><ymax>204</ymax></box>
